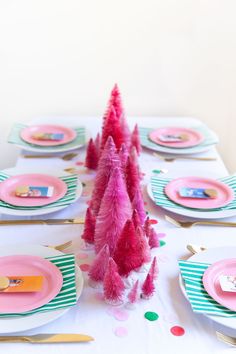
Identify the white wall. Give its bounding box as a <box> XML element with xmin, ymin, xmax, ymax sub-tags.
<box><xmin>0</xmin><ymin>0</ymin><xmax>235</xmax><ymax>171</ymax></box>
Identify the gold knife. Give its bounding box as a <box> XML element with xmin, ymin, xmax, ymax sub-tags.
<box><xmin>0</xmin><ymin>218</ymin><xmax>84</xmax><ymax>226</ymax></box>
<box><xmin>0</xmin><ymin>333</ymin><xmax>94</xmax><ymax>343</ymax></box>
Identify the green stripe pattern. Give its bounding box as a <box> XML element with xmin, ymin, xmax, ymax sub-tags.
<box><xmin>0</xmin><ymin>254</ymin><xmax>77</xmax><ymax>317</ymax></box>
<box><xmin>0</xmin><ymin>173</ymin><xmax>78</xmax><ymax>210</ymax></box>
<box><xmin>139</xmin><ymin>126</ymin><xmax>218</xmax><ymax>151</ymax></box>
<box><xmin>151</xmin><ymin>175</ymin><xmax>236</xmax><ymax>212</ymax></box>
<box><xmin>179</xmin><ymin>260</ymin><xmax>236</xmax><ymax>317</ymax></box>
<box><xmin>8</xmin><ymin>123</ymin><xmax>86</xmax><ymax>151</ymax></box>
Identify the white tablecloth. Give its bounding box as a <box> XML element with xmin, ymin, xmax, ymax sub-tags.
<box><xmin>0</xmin><ymin>117</ymin><xmax>235</xmax><ymax>354</ymax></box>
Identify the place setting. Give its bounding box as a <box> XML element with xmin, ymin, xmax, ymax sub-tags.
<box><xmin>148</xmin><ymin>174</ymin><xmax>236</xmax><ymax>220</ymax></box>
<box><xmin>139</xmin><ymin>117</ymin><xmax>219</xmax><ymax>159</ymax></box>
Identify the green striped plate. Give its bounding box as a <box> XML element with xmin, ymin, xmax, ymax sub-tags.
<box><xmin>0</xmin><ymin>254</ymin><xmax>77</xmax><ymax>317</ymax></box>
<box><xmin>179</xmin><ymin>260</ymin><xmax>236</xmax><ymax>317</ymax></box>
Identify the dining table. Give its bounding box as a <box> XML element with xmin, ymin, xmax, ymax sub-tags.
<box><xmin>0</xmin><ymin>116</ymin><xmax>235</xmax><ymax>354</ymax></box>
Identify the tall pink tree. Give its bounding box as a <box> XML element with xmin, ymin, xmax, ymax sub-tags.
<box><xmin>132</xmin><ymin>209</ymin><xmax>141</xmax><ymax>230</ymax></box>
<box><xmin>90</xmin><ymin>136</ymin><xmax>120</xmax><ymax>216</ymax></box>
<box><xmin>132</xmin><ymin>187</ymin><xmax>146</xmax><ymax>225</ymax></box>
<box><xmin>131</xmin><ymin>124</ymin><xmax>142</xmax><ymax>155</ymax></box>
<box><xmin>149</xmin><ymin>256</ymin><xmax>158</xmax><ymax>280</ymax></box>
<box><xmin>88</xmin><ymin>244</ymin><xmax>110</xmax><ymax>286</ymax></box>
<box><xmin>119</xmin><ymin>143</ymin><xmax>129</xmax><ymax>171</ymax></box>
<box><xmin>94</xmin><ymin>167</ymin><xmax>132</xmax><ymax>255</ymax></box>
<box><xmin>85</xmin><ymin>138</ymin><xmax>98</xmax><ymax>170</ymax></box>
<box><xmin>81</xmin><ymin>207</ymin><xmax>96</xmax><ymax>244</ymax></box>
<box><xmin>120</xmin><ymin>114</ymin><xmax>131</xmax><ymax>148</ymax></box>
<box><xmin>113</xmin><ymin>220</ymin><xmax>143</xmax><ymax>276</ymax></box>
<box><xmin>103</xmin><ymin>258</ymin><xmax>125</xmax><ymax>305</ymax></box>
<box><xmin>101</xmin><ymin>106</ymin><xmax>123</xmax><ymax>150</ymax></box>
<box><xmin>125</xmin><ymin>156</ymin><xmax>140</xmax><ymax>202</ymax></box>
<box><xmin>136</xmin><ymin>226</ymin><xmax>151</xmax><ymax>265</ymax></box>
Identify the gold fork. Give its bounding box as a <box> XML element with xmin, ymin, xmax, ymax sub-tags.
<box><xmin>216</xmin><ymin>331</ymin><xmax>236</xmax><ymax>346</ymax></box>
<box><xmin>165</xmin><ymin>215</ymin><xmax>236</xmax><ymax>228</ymax></box>
<box><xmin>47</xmin><ymin>240</ymin><xmax>73</xmax><ymax>251</ymax></box>
<box><xmin>153</xmin><ymin>152</ymin><xmax>217</xmax><ymax>162</ymax></box>
<box><xmin>23</xmin><ymin>153</ymin><xmax>78</xmax><ymax>161</ymax></box>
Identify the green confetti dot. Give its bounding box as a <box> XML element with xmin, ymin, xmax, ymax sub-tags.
<box><xmin>160</xmin><ymin>240</ymin><xmax>166</xmax><ymax>247</ymax></box>
<box><xmin>152</xmin><ymin>169</ymin><xmax>161</xmax><ymax>174</ymax></box>
<box><xmin>144</xmin><ymin>311</ymin><xmax>159</xmax><ymax>321</ymax></box>
<box><xmin>145</xmin><ymin>211</ymin><xmax>149</xmax><ymax>215</ymax></box>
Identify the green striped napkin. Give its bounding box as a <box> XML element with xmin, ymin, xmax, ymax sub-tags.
<box><xmin>151</xmin><ymin>175</ymin><xmax>236</xmax><ymax>212</ymax></box>
<box><xmin>179</xmin><ymin>260</ymin><xmax>236</xmax><ymax>317</ymax></box>
<box><xmin>0</xmin><ymin>254</ymin><xmax>77</xmax><ymax>317</ymax></box>
<box><xmin>139</xmin><ymin>125</ymin><xmax>218</xmax><ymax>152</ymax></box>
<box><xmin>0</xmin><ymin>172</ymin><xmax>78</xmax><ymax>210</ymax></box>
<box><xmin>8</xmin><ymin>123</ymin><xmax>86</xmax><ymax>151</ymax></box>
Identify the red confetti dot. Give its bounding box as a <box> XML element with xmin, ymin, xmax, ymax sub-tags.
<box><xmin>149</xmin><ymin>219</ymin><xmax>158</xmax><ymax>225</ymax></box>
<box><xmin>144</xmin><ymin>202</ymin><xmax>147</xmax><ymax>206</ymax></box>
<box><xmin>79</xmin><ymin>263</ymin><xmax>90</xmax><ymax>272</ymax></box>
<box><xmin>142</xmin><ymin>172</ymin><xmax>146</xmax><ymax>176</ymax></box>
<box><xmin>76</xmin><ymin>161</ymin><xmax>84</xmax><ymax>166</ymax></box>
<box><xmin>170</xmin><ymin>326</ymin><xmax>185</xmax><ymax>336</ymax></box>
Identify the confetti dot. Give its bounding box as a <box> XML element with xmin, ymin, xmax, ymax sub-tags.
<box><xmin>144</xmin><ymin>202</ymin><xmax>147</xmax><ymax>206</ymax></box>
<box><xmin>144</xmin><ymin>311</ymin><xmax>159</xmax><ymax>321</ymax></box>
<box><xmin>86</xmin><ymin>200</ymin><xmax>91</xmax><ymax>206</ymax></box>
<box><xmin>94</xmin><ymin>292</ymin><xmax>104</xmax><ymax>301</ymax></box>
<box><xmin>113</xmin><ymin>308</ymin><xmax>129</xmax><ymax>321</ymax></box>
<box><xmin>160</xmin><ymin>240</ymin><xmax>166</xmax><ymax>247</ymax></box>
<box><xmin>157</xmin><ymin>232</ymin><xmax>166</xmax><ymax>238</ymax></box>
<box><xmin>170</xmin><ymin>326</ymin><xmax>185</xmax><ymax>336</ymax></box>
<box><xmin>79</xmin><ymin>263</ymin><xmax>90</xmax><ymax>272</ymax></box>
<box><xmin>142</xmin><ymin>172</ymin><xmax>146</xmax><ymax>176</ymax></box>
<box><xmin>76</xmin><ymin>161</ymin><xmax>84</xmax><ymax>166</ymax></box>
<box><xmin>146</xmin><ymin>211</ymin><xmax>149</xmax><ymax>215</ymax></box>
<box><xmin>82</xmin><ymin>182</ymin><xmax>86</xmax><ymax>187</ymax></box>
<box><xmin>76</xmin><ymin>253</ymin><xmax>89</xmax><ymax>260</ymax></box>
<box><xmin>114</xmin><ymin>327</ymin><xmax>128</xmax><ymax>337</ymax></box>
<box><xmin>82</xmin><ymin>191</ymin><xmax>90</xmax><ymax>197</ymax></box>
<box><xmin>152</xmin><ymin>169</ymin><xmax>161</xmax><ymax>174</ymax></box>
<box><xmin>149</xmin><ymin>219</ymin><xmax>158</xmax><ymax>225</ymax></box>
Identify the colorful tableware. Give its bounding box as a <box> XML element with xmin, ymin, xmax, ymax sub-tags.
<box><xmin>0</xmin><ymin>255</ymin><xmax>63</xmax><ymax>313</ymax></box>
<box><xmin>20</xmin><ymin>125</ymin><xmax>77</xmax><ymax>146</ymax></box>
<box><xmin>165</xmin><ymin>177</ymin><xmax>234</xmax><ymax>209</ymax></box>
<box><xmin>203</xmin><ymin>259</ymin><xmax>236</xmax><ymax>311</ymax></box>
<box><xmin>149</xmin><ymin>127</ymin><xmax>204</xmax><ymax>148</ymax></box>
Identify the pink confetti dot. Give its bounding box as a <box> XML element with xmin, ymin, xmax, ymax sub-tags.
<box><xmin>170</xmin><ymin>326</ymin><xmax>185</xmax><ymax>336</ymax></box>
<box><xmin>94</xmin><ymin>292</ymin><xmax>104</xmax><ymax>301</ymax></box>
<box><xmin>142</xmin><ymin>172</ymin><xmax>146</xmax><ymax>176</ymax></box>
<box><xmin>157</xmin><ymin>232</ymin><xmax>166</xmax><ymax>238</ymax></box>
<box><xmin>76</xmin><ymin>253</ymin><xmax>89</xmax><ymax>260</ymax></box>
<box><xmin>113</xmin><ymin>308</ymin><xmax>129</xmax><ymax>321</ymax></box>
<box><xmin>79</xmin><ymin>263</ymin><xmax>90</xmax><ymax>272</ymax></box>
<box><xmin>149</xmin><ymin>219</ymin><xmax>158</xmax><ymax>225</ymax></box>
<box><xmin>82</xmin><ymin>191</ymin><xmax>90</xmax><ymax>197</ymax></box>
<box><xmin>86</xmin><ymin>200</ymin><xmax>91</xmax><ymax>206</ymax></box>
<box><xmin>76</xmin><ymin>161</ymin><xmax>84</xmax><ymax>166</ymax></box>
<box><xmin>114</xmin><ymin>327</ymin><xmax>128</xmax><ymax>337</ymax></box>
<box><xmin>144</xmin><ymin>202</ymin><xmax>147</xmax><ymax>206</ymax></box>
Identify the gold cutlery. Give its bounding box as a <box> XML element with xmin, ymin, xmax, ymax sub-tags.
<box><xmin>0</xmin><ymin>333</ymin><xmax>94</xmax><ymax>343</ymax></box>
<box><xmin>165</xmin><ymin>215</ymin><xmax>236</xmax><ymax>228</ymax></box>
<box><xmin>47</xmin><ymin>240</ymin><xmax>73</xmax><ymax>251</ymax></box>
<box><xmin>216</xmin><ymin>331</ymin><xmax>236</xmax><ymax>346</ymax></box>
<box><xmin>23</xmin><ymin>153</ymin><xmax>78</xmax><ymax>161</ymax></box>
<box><xmin>186</xmin><ymin>244</ymin><xmax>207</xmax><ymax>254</ymax></box>
<box><xmin>0</xmin><ymin>218</ymin><xmax>84</xmax><ymax>226</ymax></box>
<box><xmin>153</xmin><ymin>152</ymin><xmax>217</xmax><ymax>162</ymax></box>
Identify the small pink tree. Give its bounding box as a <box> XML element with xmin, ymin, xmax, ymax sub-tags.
<box><xmin>81</xmin><ymin>207</ymin><xmax>96</xmax><ymax>244</ymax></box>
<box><xmin>141</xmin><ymin>273</ymin><xmax>155</xmax><ymax>299</ymax></box>
<box><xmin>119</xmin><ymin>143</ymin><xmax>129</xmax><ymax>171</ymax></box>
<box><xmin>132</xmin><ymin>187</ymin><xmax>146</xmax><ymax>225</ymax></box>
<box><xmin>85</xmin><ymin>138</ymin><xmax>98</xmax><ymax>170</ymax></box>
<box><xmin>101</xmin><ymin>106</ymin><xmax>123</xmax><ymax>150</ymax></box>
<box><xmin>136</xmin><ymin>226</ymin><xmax>151</xmax><ymax>265</ymax></box>
<box><xmin>88</xmin><ymin>244</ymin><xmax>110</xmax><ymax>286</ymax></box>
<box><xmin>132</xmin><ymin>209</ymin><xmax>141</xmax><ymax>230</ymax></box>
<box><xmin>125</xmin><ymin>156</ymin><xmax>140</xmax><ymax>202</ymax></box>
<box><xmin>131</xmin><ymin>124</ymin><xmax>142</xmax><ymax>155</ymax></box>
<box><xmin>90</xmin><ymin>136</ymin><xmax>120</xmax><ymax>216</ymax></box>
<box><xmin>103</xmin><ymin>258</ymin><xmax>125</xmax><ymax>305</ymax></box>
<box><xmin>148</xmin><ymin>227</ymin><xmax>160</xmax><ymax>249</ymax></box>
<box><xmin>127</xmin><ymin>280</ymin><xmax>139</xmax><ymax>306</ymax></box>
<box><xmin>149</xmin><ymin>256</ymin><xmax>158</xmax><ymax>280</ymax></box>
<box><xmin>144</xmin><ymin>217</ymin><xmax>151</xmax><ymax>237</ymax></box>
<box><xmin>94</xmin><ymin>167</ymin><xmax>132</xmax><ymax>255</ymax></box>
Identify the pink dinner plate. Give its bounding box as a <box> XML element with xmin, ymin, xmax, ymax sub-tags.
<box><xmin>0</xmin><ymin>255</ymin><xmax>63</xmax><ymax>313</ymax></box>
<box><xmin>149</xmin><ymin>127</ymin><xmax>204</xmax><ymax>148</ymax></box>
<box><xmin>0</xmin><ymin>174</ymin><xmax>67</xmax><ymax>207</ymax></box>
<box><xmin>165</xmin><ymin>177</ymin><xmax>234</xmax><ymax>209</ymax></box>
<box><xmin>203</xmin><ymin>259</ymin><xmax>236</xmax><ymax>311</ymax></box>
<box><xmin>20</xmin><ymin>124</ymin><xmax>77</xmax><ymax>146</ymax></box>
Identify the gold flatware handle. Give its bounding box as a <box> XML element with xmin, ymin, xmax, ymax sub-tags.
<box><xmin>0</xmin><ymin>334</ymin><xmax>94</xmax><ymax>343</ymax></box>
<box><xmin>153</xmin><ymin>152</ymin><xmax>216</xmax><ymax>161</ymax></box>
<box><xmin>0</xmin><ymin>219</ymin><xmax>84</xmax><ymax>226</ymax></box>
<box><xmin>23</xmin><ymin>155</ymin><xmax>56</xmax><ymax>158</ymax></box>
<box><xmin>193</xmin><ymin>221</ymin><xmax>236</xmax><ymax>227</ymax></box>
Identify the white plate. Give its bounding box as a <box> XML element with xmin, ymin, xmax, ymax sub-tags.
<box><xmin>179</xmin><ymin>247</ymin><xmax>236</xmax><ymax>333</ymax></box>
<box><xmin>147</xmin><ymin>183</ymin><xmax>236</xmax><ymax>220</ymax></box>
<box><xmin>0</xmin><ymin>167</ymin><xmax>82</xmax><ymax>216</ymax></box>
<box><xmin>141</xmin><ymin>117</ymin><xmax>219</xmax><ymax>155</ymax></box>
<box><xmin>0</xmin><ymin>245</ymin><xmax>83</xmax><ymax>334</ymax></box>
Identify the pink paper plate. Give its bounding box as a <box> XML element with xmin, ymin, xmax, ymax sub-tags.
<box><xmin>149</xmin><ymin>127</ymin><xmax>204</xmax><ymax>148</ymax></box>
<box><xmin>203</xmin><ymin>259</ymin><xmax>236</xmax><ymax>311</ymax></box>
<box><xmin>0</xmin><ymin>174</ymin><xmax>67</xmax><ymax>207</ymax></box>
<box><xmin>20</xmin><ymin>124</ymin><xmax>77</xmax><ymax>146</ymax></box>
<box><xmin>0</xmin><ymin>255</ymin><xmax>63</xmax><ymax>313</ymax></box>
<box><xmin>165</xmin><ymin>177</ymin><xmax>234</xmax><ymax>209</ymax></box>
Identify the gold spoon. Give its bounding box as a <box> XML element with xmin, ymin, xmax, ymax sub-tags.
<box><xmin>23</xmin><ymin>152</ymin><xmax>78</xmax><ymax>161</ymax></box>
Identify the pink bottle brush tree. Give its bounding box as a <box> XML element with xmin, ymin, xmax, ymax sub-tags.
<box><xmin>132</xmin><ymin>187</ymin><xmax>146</xmax><ymax>226</ymax></box>
<box><xmin>141</xmin><ymin>273</ymin><xmax>155</xmax><ymax>300</ymax></box>
<box><xmin>136</xmin><ymin>226</ymin><xmax>151</xmax><ymax>266</ymax></box>
<box><xmin>148</xmin><ymin>227</ymin><xmax>160</xmax><ymax>249</ymax></box>
<box><xmin>149</xmin><ymin>256</ymin><xmax>158</xmax><ymax>280</ymax></box>
<box><xmin>95</xmin><ymin>133</ymin><xmax>101</xmax><ymax>158</ymax></box>
<box><xmin>81</xmin><ymin>207</ymin><xmax>96</xmax><ymax>245</ymax></box>
<box><xmin>119</xmin><ymin>143</ymin><xmax>129</xmax><ymax>171</ymax></box>
<box><xmin>88</xmin><ymin>244</ymin><xmax>110</xmax><ymax>287</ymax></box>
<box><xmin>85</xmin><ymin>138</ymin><xmax>98</xmax><ymax>170</ymax></box>
<box><xmin>94</xmin><ymin>167</ymin><xmax>132</xmax><ymax>255</ymax></box>
<box><xmin>125</xmin><ymin>156</ymin><xmax>140</xmax><ymax>202</ymax></box>
<box><xmin>101</xmin><ymin>106</ymin><xmax>123</xmax><ymax>150</ymax></box>
<box><xmin>126</xmin><ymin>280</ymin><xmax>139</xmax><ymax>309</ymax></box>
<box><xmin>113</xmin><ymin>220</ymin><xmax>143</xmax><ymax>277</ymax></box>
<box><xmin>90</xmin><ymin>136</ymin><xmax>120</xmax><ymax>216</ymax></box>
<box><xmin>108</xmin><ymin>83</ymin><xmax>124</xmax><ymax>119</ymax></box>
<box><xmin>132</xmin><ymin>209</ymin><xmax>141</xmax><ymax>230</ymax></box>
<box><xmin>131</xmin><ymin>124</ymin><xmax>142</xmax><ymax>156</ymax></box>
<box><xmin>103</xmin><ymin>258</ymin><xmax>125</xmax><ymax>305</ymax></box>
